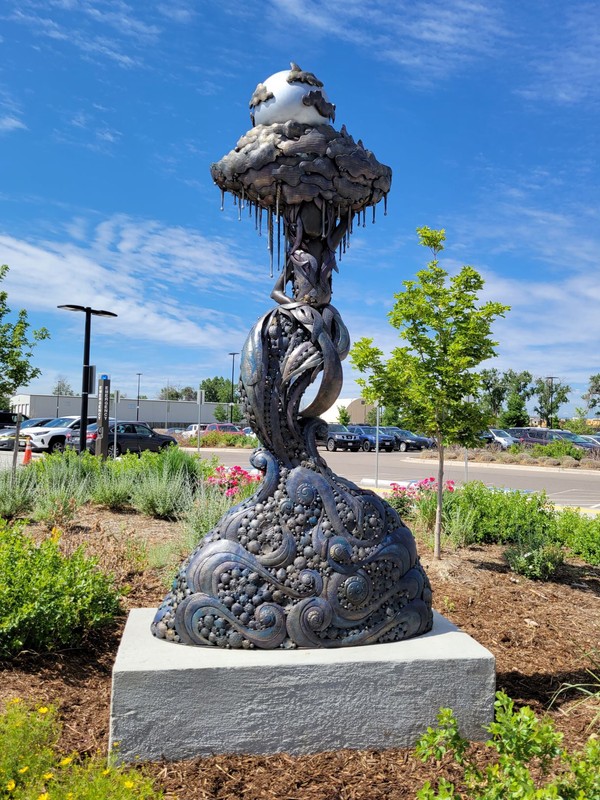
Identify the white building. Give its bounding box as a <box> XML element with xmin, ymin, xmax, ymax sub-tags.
<box><xmin>10</xmin><ymin>393</ymin><xmax>240</xmax><ymax>429</ymax></box>
<box><xmin>320</xmin><ymin>397</ymin><xmax>373</xmax><ymax>424</ymax></box>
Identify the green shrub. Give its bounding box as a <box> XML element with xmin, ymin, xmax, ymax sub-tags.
<box><xmin>90</xmin><ymin>468</ymin><xmax>134</xmax><ymax>511</ymax></box>
<box><xmin>532</xmin><ymin>439</ymin><xmax>583</xmax><ymax>461</ymax></box>
<box><xmin>416</xmin><ymin>691</ymin><xmax>600</xmax><ymax>799</ymax></box>
<box><xmin>32</xmin><ymin>475</ymin><xmax>89</xmax><ymax>529</ymax></box>
<box><xmin>450</xmin><ymin>482</ymin><xmax>556</xmax><ymax>545</ymax></box>
<box><xmin>504</xmin><ymin>536</ymin><xmax>564</xmax><ymax>580</ymax></box>
<box><xmin>0</xmin><ymin>468</ymin><xmax>36</xmax><ymax>520</ymax></box>
<box><xmin>130</xmin><ymin>466</ymin><xmax>193</xmax><ymax>520</ymax></box>
<box><xmin>0</xmin><ymin>520</ymin><xmax>121</xmax><ymax>656</ymax></box>
<box><xmin>554</xmin><ymin>508</ymin><xmax>600</xmax><ymax>565</ymax></box>
<box><xmin>199</xmin><ymin>431</ymin><xmax>254</xmax><ymax>448</ymax></box>
<box><xmin>0</xmin><ymin>700</ymin><xmax>161</xmax><ymax>799</ymax></box>
<box><xmin>33</xmin><ymin>447</ymin><xmax>101</xmax><ymax>482</ymax></box>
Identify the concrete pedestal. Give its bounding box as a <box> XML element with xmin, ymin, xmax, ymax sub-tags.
<box><xmin>109</xmin><ymin>608</ymin><xmax>495</xmax><ymax>763</ymax></box>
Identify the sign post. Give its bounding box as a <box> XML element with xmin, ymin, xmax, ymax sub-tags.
<box><xmin>95</xmin><ymin>374</ymin><xmax>111</xmax><ymax>459</ymax></box>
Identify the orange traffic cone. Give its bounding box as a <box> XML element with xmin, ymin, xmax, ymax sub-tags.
<box><xmin>22</xmin><ymin>437</ymin><xmax>32</xmax><ymax>466</ymax></box>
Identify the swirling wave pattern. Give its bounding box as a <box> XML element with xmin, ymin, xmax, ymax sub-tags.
<box><xmin>152</xmin><ymin>118</ymin><xmax>432</xmax><ymax>649</ymax></box>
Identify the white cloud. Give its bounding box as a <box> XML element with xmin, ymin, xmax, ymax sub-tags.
<box><xmin>518</xmin><ymin>5</ymin><xmax>600</xmax><ymax>105</ymax></box>
<box><xmin>0</xmin><ymin>115</ymin><xmax>27</xmax><ymax>133</ymax></box>
<box><xmin>268</xmin><ymin>0</ymin><xmax>508</xmax><ymax>84</ymax></box>
<box><xmin>0</xmin><ymin>214</ymin><xmax>269</xmax><ymax>353</ymax></box>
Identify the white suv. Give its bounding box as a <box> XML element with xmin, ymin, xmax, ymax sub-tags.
<box><xmin>27</xmin><ymin>416</ymin><xmax>97</xmax><ymax>453</ymax></box>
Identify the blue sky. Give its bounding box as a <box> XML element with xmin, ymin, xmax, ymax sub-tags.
<box><xmin>1</xmin><ymin>1</ymin><xmax>599</xmax><ymax>416</ymax></box>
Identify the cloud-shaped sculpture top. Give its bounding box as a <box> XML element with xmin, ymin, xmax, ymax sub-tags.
<box><xmin>250</xmin><ymin>63</ymin><xmax>335</xmax><ymax>127</ymax></box>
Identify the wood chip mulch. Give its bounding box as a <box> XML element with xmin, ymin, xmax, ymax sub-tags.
<box><xmin>1</xmin><ymin>506</ymin><xmax>599</xmax><ymax>799</ymax></box>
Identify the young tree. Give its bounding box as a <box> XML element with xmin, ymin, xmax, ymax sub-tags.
<box><xmin>200</xmin><ymin>376</ymin><xmax>236</xmax><ymax>403</ymax></box>
<box><xmin>52</xmin><ymin>375</ymin><xmax>75</xmax><ymax>396</ymax></box>
<box><xmin>158</xmin><ymin>386</ymin><xmax>182</xmax><ymax>401</ymax></box>
<box><xmin>532</xmin><ymin>377</ymin><xmax>570</xmax><ymax>428</ymax></box>
<box><xmin>180</xmin><ymin>386</ymin><xmax>198</xmax><ymax>401</ymax></box>
<box><xmin>503</xmin><ymin>369</ymin><xmax>534</xmax><ymax>400</ymax></box>
<box><xmin>479</xmin><ymin>368</ymin><xmax>507</xmax><ymax>419</ymax></box>
<box><xmin>350</xmin><ymin>227</ymin><xmax>509</xmax><ymax>559</ymax></box>
<box><xmin>582</xmin><ymin>374</ymin><xmax>600</xmax><ymax>415</ymax></box>
<box><xmin>213</xmin><ymin>403</ymin><xmax>229</xmax><ymax>422</ymax></box>
<box><xmin>498</xmin><ymin>391</ymin><xmax>529</xmax><ymax>428</ymax></box>
<box><xmin>0</xmin><ymin>264</ymin><xmax>50</xmax><ymax>407</ymax></box>
<box><xmin>337</xmin><ymin>405</ymin><xmax>351</xmax><ymax>425</ymax></box>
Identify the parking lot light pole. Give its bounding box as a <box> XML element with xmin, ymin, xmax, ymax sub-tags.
<box><xmin>57</xmin><ymin>304</ymin><xmax>118</xmax><ymax>453</ymax></box>
<box><xmin>136</xmin><ymin>373</ymin><xmax>142</xmax><ymax>421</ymax></box>
<box><xmin>546</xmin><ymin>376</ymin><xmax>558</xmax><ymax>428</ymax></box>
<box><xmin>229</xmin><ymin>352</ymin><xmax>238</xmax><ymax>423</ymax></box>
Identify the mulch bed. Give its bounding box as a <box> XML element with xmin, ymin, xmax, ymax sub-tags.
<box><xmin>1</xmin><ymin>506</ymin><xmax>599</xmax><ymax>799</ymax></box>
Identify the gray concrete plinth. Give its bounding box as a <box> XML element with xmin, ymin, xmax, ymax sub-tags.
<box><xmin>109</xmin><ymin>608</ymin><xmax>495</xmax><ymax>763</ymax></box>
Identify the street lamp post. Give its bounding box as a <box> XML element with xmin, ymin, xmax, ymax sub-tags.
<box><xmin>229</xmin><ymin>352</ymin><xmax>239</xmax><ymax>423</ymax></box>
<box><xmin>136</xmin><ymin>373</ymin><xmax>142</xmax><ymax>421</ymax></box>
<box><xmin>546</xmin><ymin>376</ymin><xmax>558</xmax><ymax>428</ymax></box>
<box><xmin>57</xmin><ymin>304</ymin><xmax>118</xmax><ymax>453</ymax></box>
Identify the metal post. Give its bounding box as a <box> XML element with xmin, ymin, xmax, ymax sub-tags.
<box><xmin>229</xmin><ymin>352</ymin><xmax>238</xmax><ymax>423</ymax></box>
<box><xmin>375</xmin><ymin>403</ymin><xmax>380</xmax><ymax>488</ymax></box>
<box><xmin>197</xmin><ymin>384</ymin><xmax>202</xmax><ymax>457</ymax></box>
<box><xmin>79</xmin><ymin>307</ymin><xmax>92</xmax><ymax>454</ymax></box>
<box><xmin>57</xmin><ymin>304</ymin><xmax>117</xmax><ymax>454</ymax></box>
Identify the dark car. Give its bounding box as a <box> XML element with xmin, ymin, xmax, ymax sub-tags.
<box><xmin>317</xmin><ymin>424</ymin><xmax>361</xmax><ymax>452</ymax></box>
<box><xmin>381</xmin><ymin>427</ymin><xmax>424</xmax><ymax>451</ymax></box>
<box><xmin>0</xmin><ymin>411</ymin><xmax>28</xmax><ymax>429</ymax></box>
<box><xmin>70</xmin><ymin>421</ymin><xmax>177</xmax><ymax>457</ymax></box>
<box><xmin>347</xmin><ymin>425</ymin><xmax>395</xmax><ymax>452</ymax></box>
<box><xmin>507</xmin><ymin>427</ymin><xmax>596</xmax><ymax>451</ymax></box>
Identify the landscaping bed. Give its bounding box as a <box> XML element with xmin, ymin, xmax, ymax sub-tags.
<box><xmin>1</xmin><ymin>498</ymin><xmax>599</xmax><ymax>799</ymax></box>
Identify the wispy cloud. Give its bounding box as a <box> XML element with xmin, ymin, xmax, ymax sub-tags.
<box><xmin>268</xmin><ymin>0</ymin><xmax>508</xmax><ymax>84</ymax></box>
<box><xmin>518</xmin><ymin>5</ymin><xmax>600</xmax><ymax>105</ymax></box>
<box><xmin>0</xmin><ymin>115</ymin><xmax>27</xmax><ymax>133</ymax></box>
<box><xmin>0</xmin><ymin>213</ymin><xmax>268</xmax><ymax>352</ymax></box>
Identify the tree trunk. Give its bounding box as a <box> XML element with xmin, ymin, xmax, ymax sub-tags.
<box><xmin>434</xmin><ymin>440</ymin><xmax>444</xmax><ymax>559</ymax></box>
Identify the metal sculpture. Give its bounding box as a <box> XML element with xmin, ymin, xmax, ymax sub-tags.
<box><xmin>152</xmin><ymin>65</ymin><xmax>433</xmax><ymax>649</ymax></box>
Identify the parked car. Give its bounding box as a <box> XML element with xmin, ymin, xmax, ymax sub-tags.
<box><xmin>201</xmin><ymin>423</ymin><xmax>244</xmax><ymax>435</ymax></box>
<box><xmin>381</xmin><ymin>427</ymin><xmax>424</xmax><ymax>451</ymax></box>
<box><xmin>508</xmin><ymin>427</ymin><xmax>596</xmax><ymax>450</ymax></box>
<box><xmin>317</xmin><ymin>424</ymin><xmax>361</xmax><ymax>452</ymax></box>
<box><xmin>0</xmin><ymin>417</ymin><xmax>54</xmax><ymax>450</ymax></box>
<box><xmin>580</xmin><ymin>434</ymin><xmax>600</xmax><ymax>447</ymax></box>
<box><xmin>347</xmin><ymin>425</ymin><xmax>395</xmax><ymax>452</ymax></box>
<box><xmin>27</xmin><ymin>416</ymin><xmax>97</xmax><ymax>453</ymax></box>
<box><xmin>551</xmin><ymin>430</ymin><xmax>597</xmax><ymax>450</ymax></box>
<box><xmin>0</xmin><ymin>411</ymin><xmax>28</xmax><ymax>429</ymax></box>
<box><xmin>69</xmin><ymin>421</ymin><xmax>177</xmax><ymax>457</ymax></box>
<box><xmin>483</xmin><ymin>428</ymin><xmax>519</xmax><ymax>450</ymax></box>
<box><xmin>183</xmin><ymin>423</ymin><xmax>207</xmax><ymax>437</ymax></box>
